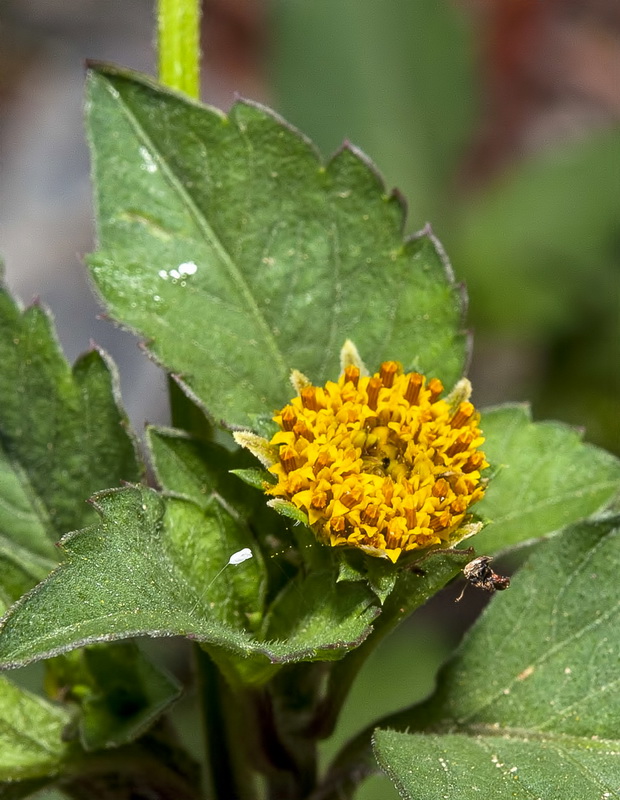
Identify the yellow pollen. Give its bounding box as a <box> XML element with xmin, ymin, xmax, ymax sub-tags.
<box><xmin>268</xmin><ymin>362</ymin><xmax>489</xmax><ymax>562</ymax></box>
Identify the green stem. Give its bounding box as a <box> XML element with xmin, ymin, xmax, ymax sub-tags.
<box><xmin>194</xmin><ymin>644</ymin><xmax>259</xmax><ymax>800</ymax></box>
<box><xmin>157</xmin><ymin>0</ymin><xmax>201</xmax><ymax>98</ymax></box>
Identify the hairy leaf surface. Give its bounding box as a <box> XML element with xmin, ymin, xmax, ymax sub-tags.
<box><xmin>0</xmin><ymin>487</ymin><xmax>378</xmax><ymax>684</ymax></box>
<box><xmin>330</xmin><ymin>517</ymin><xmax>620</xmax><ymax>799</ymax></box>
<box><xmin>86</xmin><ymin>64</ymin><xmax>467</xmax><ymax>428</ymax></box>
<box><xmin>0</xmin><ymin>280</ymin><xmax>141</xmax><ymax>609</ymax></box>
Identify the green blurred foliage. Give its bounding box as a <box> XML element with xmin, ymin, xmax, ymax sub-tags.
<box><xmin>268</xmin><ymin>0</ymin><xmax>620</xmax><ymax>455</ymax></box>
<box><xmin>269</xmin><ymin>0</ymin><xmax>475</xmax><ymax>231</ymax></box>
<box><xmin>320</xmin><ymin>620</ymin><xmax>450</xmax><ymax>800</ymax></box>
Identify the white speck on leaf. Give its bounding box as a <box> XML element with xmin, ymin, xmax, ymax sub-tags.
<box><xmin>139</xmin><ymin>146</ymin><xmax>158</xmax><ymax>173</ymax></box>
<box><xmin>229</xmin><ymin>548</ymin><xmax>253</xmax><ymax>566</ymax></box>
<box><xmin>178</xmin><ymin>261</ymin><xmax>198</xmax><ymax>275</ymax></box>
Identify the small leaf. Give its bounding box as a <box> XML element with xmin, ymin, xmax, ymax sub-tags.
<box><xmin>0</xmin><ymin>487</ymin><xmax>378</xmax><ymax>684</ymax></box>
<box><xmin>266</xmin><ymin>498</ymin><xmax>309</xmax><ymax>526</ymax></box>
<box><xmin>230</xmin><ymin>467</ymin><xmax>275</xmax><ymax>491</ymax></box>
<box><xmin>147</xmin><ymin>425</ymin><xmax>264</xmax><ymax>519</ymax></box>
<box><xmin>0</xmin><ymin>446</ymin><xmax>55</xmax><ymax>613</ymax></box>
<box><xmin>0</xmin><ymin>279</ymin><xmax>141</xmax><ymax>607</ymax></box>
<box><xmin>474</xmin><ymin>404</ymin><xmax>620</xmax><ymax>553</ymax></box>
<box><xmin>86</xmin><ymin>64</ymin><xmax>467</xmax><ymax>428</ymax></box>
<box><xmin>337</xmin><ymin>551</ymin><xmax>398</xmax><ymax>604</ymax></box>
<box><xmin>45</xmin><ymin>642</ymin><xmax>181</xmax><ymax>752</ymax></box>
<box><xmin>371</xmin><ymin>517</ymin><xmax>620</xmax><ymax>799</ymax></box>
<box><xmin>262</xmin><ymin>570</ymin><xmax>380</xmax><ymax>657</ymax></box>
<box><xmin>0</xmin><ymin>675</ymin><xmax>72</xmax><ymax>781</ymax></box>
<box><xmin>148</xmin><ymin>424</ymin><xmax>300</xmax><ymax>603</ymax></box>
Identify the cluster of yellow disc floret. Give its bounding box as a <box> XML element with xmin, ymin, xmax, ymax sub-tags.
<box><xmin>266</xmin><ymin>362</ymin><xmax>488</xmax><ymax>563</ymax></box>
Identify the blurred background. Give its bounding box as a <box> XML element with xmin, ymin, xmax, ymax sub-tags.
<box><xmin>1</xmin><ymin>1</ymin><xmax>618</xmax><ymax>797</ymax></box>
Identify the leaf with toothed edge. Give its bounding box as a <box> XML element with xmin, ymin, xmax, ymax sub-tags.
<box><xmin>0</xmin><ymin>276</ymin><xmax>141</xmax><ymax>614</ymax></box>
<box><xmin>86</xmin><ymin>63</ymin><xmax>467</xmax><ymax>429</ymax></box>
<box><xmin>0</xmin><ymin>487</ymin><xmax>379</xmax><ymax>685</ymax></box>
<box><xmin>0</xmin><ymin>278</ymin><xmax>184</xmax><ymax>761</ymax></box>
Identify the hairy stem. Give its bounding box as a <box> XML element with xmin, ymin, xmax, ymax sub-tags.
<box><xmin>157</xmin><ymin>0</ymin><xmax>201</xmax><ymax>99</ymax></box>
<box><xmin>194</xmin><ymin>644</ymin><xmax>259</xmax><ymax>800</ymax></box>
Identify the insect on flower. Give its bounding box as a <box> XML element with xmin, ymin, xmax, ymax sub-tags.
<box><xmin>456</xmin><ymin>555</ymin><xmax>510</xmax><ymax>601</ymax></box>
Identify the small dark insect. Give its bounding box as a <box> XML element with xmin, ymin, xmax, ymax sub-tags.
<box><xmin>456</xmin><ymin>555</ymin><xmax>510</xmax><ymax>602</ymax></box>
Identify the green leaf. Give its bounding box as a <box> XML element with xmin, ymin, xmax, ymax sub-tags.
<box><xmin>0</xmin><ymin>446</ymin><xmax>55</xmax><ymax>614</ymax></box>
<box><xmin>261</xmin><ymin>570</ymin><xmax>379</xmax><ymax>651</ymax></box>
<box><xmin>0</xmin><ymin>280</ymin><xmax>141</xmax><ymax>607</ymax></box>
<box><xmin>147</xmin><ymin>426</ymin><xmax>263</xmax><ymax>519</ymax></box>
<box><xmin>86</xmin><ymin>64</ymin><xmax>467</xmax><ymax>429</ymax></box>
<box><xmin>0</xmin><ymin>487</ymin><xmax>378</xmax><ymax>684</ymax></box>
<box><xmin>371</xmin><ymin>517</ymin><xmax>620</xmax><ymax>799</ymax></box>
<box><xmin>0</xmin><ymin>675</ymin><xmax>72</xmax><ymax>781</ymax></box>
<box><xmin>373</xmin><ymin>726</ymin><xmax>620</xmax><ymax>800</ymax></box>
<box><xmin>337</xmin><ymin>551</ymin><xmax>398</xmax><ymax>605</ymax></box>
<box><xmin>45</xmin><ymin>642</ymin><xmax>181</xmax><ymax>752</ymax></box>
<box><xmin>230</xmin><ymin>467</ymin><xmax>274</xmax><ymax>491</ymax></box>
<box><xmin>473</xmin><ymin>404</ymin><xmax>620</xmax><ymax>553</ymax></box>
<box><xmin>147</xmin><ymin>424</ymin><xmax>301</xmax><ymax>605</ymax></box>
<box><xmin>319</xmin><ymin>549</ymin><xmax>472</xmax><ymax>744</ymax></box>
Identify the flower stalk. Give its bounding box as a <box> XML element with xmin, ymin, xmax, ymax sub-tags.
<box><xmin>157</xmin><ymin>0</ymin><xmax>201</xmax><ymax>99</ymax></box>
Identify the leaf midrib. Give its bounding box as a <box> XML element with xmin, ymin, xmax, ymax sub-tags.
<box><xmin>105</xmin><ymin>79</ymin><xmax>288</xmax><ymax>379</ymax></box>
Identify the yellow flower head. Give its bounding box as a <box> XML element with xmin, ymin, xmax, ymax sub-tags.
<box><xmin>267</xmin><ymin>362</ymin><xmax>488</xmax><ymax>563</ymax></box>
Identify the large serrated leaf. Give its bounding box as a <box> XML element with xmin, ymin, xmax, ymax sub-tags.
<box><xmin>0</xmin><ymin>279</ymin><xmax>141</xmax><ymax>609</ymax></box>
<box><xmin>0</xmin><ymin>279</ymin><xmax>181</xmax><ymax>757</ymax></box>
<box><xmin>351</xmin><ymin>517</ymin><xmax>620</xmax><ymax>800</ymax></box>
<box><xmin>0</xmin><ymin>675</ymin><xmax>73</xmax><ymax>781</ymax></box>
<box><xmin>473</xmin><ymin>404</ymin><xmax>620</xmax><ymax>553</ymax></box>
<box><xmin>86</xmin><ymin>64</ymin><xmax>467</xmax><ymax>428</ymax></box>
<box><xmin>0</xmin><ymin>487</ymin><xmax>378</xmax><ymax>684</ymax></box>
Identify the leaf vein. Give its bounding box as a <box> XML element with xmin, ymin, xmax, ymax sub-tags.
<box><xmin>111</xmin><ymin>85</ymin><xmax>287</xmax><ymax>378</ymax></box>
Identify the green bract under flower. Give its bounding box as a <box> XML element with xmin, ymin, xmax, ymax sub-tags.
<box><xmin>264</xmin><ymin>362</ymin><xmax>488</xmax><ymax>563</ymax></box>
